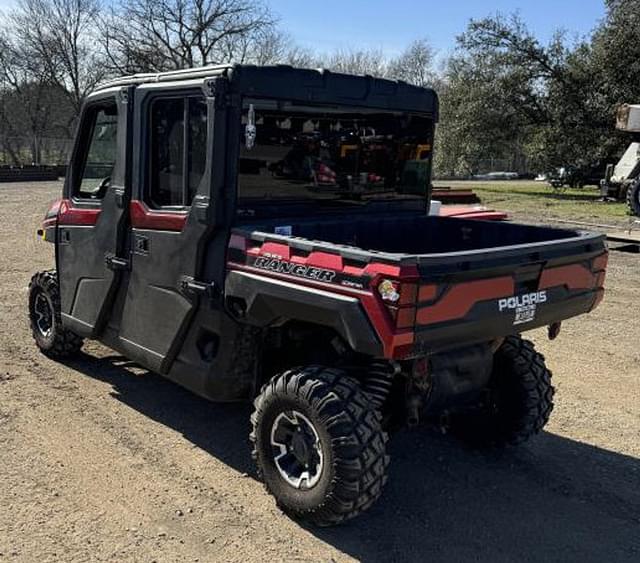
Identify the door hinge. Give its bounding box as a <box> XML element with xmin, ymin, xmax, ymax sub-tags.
<box><xmin>193</xmin><ymin>194</ymin><xmax>210</xmax><ymax>223</ymax></box>
<box><xmin>105</xmin><ymin>254</ymin><xmax>130</xmax><ymax>271</ymax></box>
<box><xmin>114</xmin><ymin>188</ymin><xmax>126</xmax><ymax>208</ymax></box>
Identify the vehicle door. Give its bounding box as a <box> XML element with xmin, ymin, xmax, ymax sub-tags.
<box><xmin>57</xmin><ymin>87</ymin><xmax>133</xmax><ymax>337</ymax></box>
<box><xmin>117</xmin><ymin>80</ymin><xmax>226</xmax><ymax>374</ymax></box>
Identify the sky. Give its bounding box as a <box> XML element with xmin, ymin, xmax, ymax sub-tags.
<box><xmin>268</xmin><ymin>0</ymin><xmax>607</xmax><ymax>58</ymax></box>
<box><xmin>0</xmin><ymin>0</ymin><xmax>607</xmax><ymax>58</ymax></box>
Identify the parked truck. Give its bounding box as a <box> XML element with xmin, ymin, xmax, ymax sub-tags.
<box><xmin>29</xmin><ymin>65</ymin><xmax>608</xmax><ymax>526</ymax></box>
<box><xmin>601</xmin><ymin>103</ymin><xmax>640</xmax><ymax>215</ymax></box>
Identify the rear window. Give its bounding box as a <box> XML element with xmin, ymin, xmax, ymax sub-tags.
<box><xmin>237</xmin><ymin>99</ymin><xmax>433</xmax><ymax>211</ymax></box>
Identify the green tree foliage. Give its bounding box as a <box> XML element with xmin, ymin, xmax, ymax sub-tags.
<box><xmin>437</xmin><ymin>2</ymin><xmax>640</xmax><ymax>177</ymax></box>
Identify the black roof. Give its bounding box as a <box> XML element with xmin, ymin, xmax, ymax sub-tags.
<box><xmin>97</xmin><ymin>64</ymin><xmax>439</xmax><ymax>119</ymax></box>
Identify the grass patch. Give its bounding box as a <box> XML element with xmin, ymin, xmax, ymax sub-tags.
<box><xmin>441</xmin><ymin>180</ymin><xmax>631</xmax><ymax>224</ymax></box>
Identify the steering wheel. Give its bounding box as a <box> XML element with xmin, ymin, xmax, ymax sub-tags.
<box><xmin>93</xmin><ymin>176</ymin><xmax>111</xmax><ymax>199</ymax></box>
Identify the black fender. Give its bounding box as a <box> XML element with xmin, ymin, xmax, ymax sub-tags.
<box><xmin>224</xmin><ymin>270</ymin><xmax>382</xmax><ymax>357</ymax></box>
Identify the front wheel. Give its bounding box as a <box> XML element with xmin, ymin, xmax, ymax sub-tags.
<box><xmin>452</xmin><ymin>336</ymin><xmax>555</xmax><ymax>447</ymax></box>
<box><xmin>28</xmin><ymin>270</ymin><xmax>83</xmax><ymax>358</ymax></box>
<box><xmin>250</xmin><ymin>366</ymin><xmax>389</xmax><ymax>526</ymax></box>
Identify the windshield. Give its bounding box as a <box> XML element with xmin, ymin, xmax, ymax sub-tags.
<box><xmin>237</xmin><ymin>98</ymin><xmax>434</xmax><ymax>216</ymax></box>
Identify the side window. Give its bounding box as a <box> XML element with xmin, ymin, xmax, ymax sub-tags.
<box><xmin>149</xmin><ymin>96</ymin><xmax>208</xmax><ymax>208</ymax></box>
<box><xmin>75</xmin><ymin>102</ymin><xmax>118</xmax><ymax>199</ymax></box>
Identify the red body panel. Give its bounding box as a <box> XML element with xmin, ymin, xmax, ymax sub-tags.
<box><xmin>130</xmin><ymin>200</ymin><xmax>187</xmax><ymax>231</ymax></box>
<box><xmin>43</xmin><ymin>199</ymin><xmax>189</xmax><ymax>232</ymax></box>
<box><xmin>227</xmin><ymin>248</ymin><xmax>417</xmax><ymax>358</ymax></box>
<box><xmin>439</xmin><ymin>206</ymin><xmax>509</xmax><ymax>221</ymax></box>
<box><xmin>57</xmin><ymin>199</ymin><xmax>101</xmax><ymax>226</ymax></box>
<box><xmin>540</xmin><ymin>264</ymin><xmax>599</xmax><ymax>291</ymax></box>
<box><xmin>416</xmin><ymin>277</ymin><xmax>515</xmax><ymax>325</ymax></box>
<box><xmin>227</xmin><ymin>231</ymin><xmax>608</xmax><ymax>360</ymax></box>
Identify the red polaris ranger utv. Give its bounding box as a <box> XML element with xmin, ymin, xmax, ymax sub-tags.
<box><xmin>29</xmin><ymin>65</ymin><xmax>608</xmax><ymax>526</ymax></box>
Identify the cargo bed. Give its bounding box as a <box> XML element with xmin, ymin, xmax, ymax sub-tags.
<box><xmin>228</xmin><ymin>213</ymin><xmax>608</xmax><ymax>356</ymax></box>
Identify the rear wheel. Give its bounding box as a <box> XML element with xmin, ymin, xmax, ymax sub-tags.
<box><xmin>250</xmin><ymin>366</ymin><xmax>389</xmax><ymax>526</ymax></box>
<box><xmin>452</xmin><ymin>336</ymin><xmax>554</xmax><ymax>447</ymax></box>
<box><xmin>627</xmin><ymin>178</ymin><xmax>640</xmax><ymax>216</ymax></box>
<box><xmin>28</xmin><ymin>270</ymin><xmax>83</xmax><ymax>358</ymax></box>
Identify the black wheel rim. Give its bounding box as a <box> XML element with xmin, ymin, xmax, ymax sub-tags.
<box><xmin>33</xmin><ymin>291</ymin><xmax>54</xmax><ymax>338</ymax></box>
<box><xmin>270</xmin><ymin>410</ymin><xmax>324</xmax><ymax>489</ymax></box>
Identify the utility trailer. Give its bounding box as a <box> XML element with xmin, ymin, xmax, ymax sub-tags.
<box><xmin>29</xmin><ymin>65</ymin><xmax>608</xmax><ymax>526</ymax></box>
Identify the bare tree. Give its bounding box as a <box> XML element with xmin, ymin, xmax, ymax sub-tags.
<box><xmin>102</xmin><ymin>0</ymin><xmax>276</xmax><ymax>73</ymax></box>
<box><xmin>0</xmin><ymin>27</ymin><xmax>74</xmax><ymax>164</ymax></box>
<box><xmin>322</xmin><ymin>48</ymin><xmax>387</xmax><ymax>77</ymax></box>
<box><xmin>388</xmin><ymin>39</ymin><xmax>437</xmax><ymax>87</ymax></box>
<box><xmin>319</xmin><ymin>42</ymin><xmax>437</xmax><ymax>82</ymax></box>
<box><xmin>215</xmin><ymin>28</ymin><xmax>316</xmax><ymax>67</ymax></box>
<box><xmin>8</xmin><ymin>0</ymin><xmax>106</xmax><ymax>120</ymax></box>
<box><xmin>283</xmin><ymin>45</ymin><xmax>317</xmax><ymax>69</ymax></box>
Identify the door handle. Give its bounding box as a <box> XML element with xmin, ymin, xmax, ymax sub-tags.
<box><xmin>105</xmin><ymin>254</ymin><xmax>130</xmax><ymax>271</ymax></box>
<box><xmin>59</xmin><ymin>229</ymin><xmax>71</xmax><ymax>244</ymax></box>
<box><xmin>133</xmin><ymin>234</ymin><xmax>149</xmax><ymax>255</ymax></box>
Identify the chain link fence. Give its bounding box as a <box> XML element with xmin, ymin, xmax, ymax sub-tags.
<box><xmin>0</xmin><ymin>136</ymin><xmax>73</xmax><ymax>167</ymax></box>
<box><xmin>472</xmin><ymin>157</ymin><xmax>532</xmax><ymax>176</ymax></box>
<box><xmin>434</xmin><ymin>155</ymin><xmax>535</xmax><ymax>180</ymax></box>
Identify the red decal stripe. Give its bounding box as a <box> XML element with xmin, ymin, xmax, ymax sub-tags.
<box><xmin>303</xmin><ymin>251</ymin><xmax>343</xmax><ymax>270</ymax></box>
<box><xmin>248</xmin><ymin>242</ymin><xmax>292</xmax><ymax>259</ymax></box>
<box><xmin>416</xmin><ymin>277</ymin><xmax>514</xmax><ymax>325</ymax></box>
<box><xmin>439</xmin><ymin>207</ymin><xmax>509</xmax><ymax>221</ymax></box>
<box><xmin>130</xmin><ymin>200</ymin><xmax>187</xmax><ymax>231</ymax></box>
<box><xmin>539</xmin><ymin>264</ymin><xmax>596</xmax><ymax>291</ymax></box>
<box><xmin>58</xmin><ymin>199</ymin><xmax>100</xmax><ymax>226</ymax></box>
<box><xmin>592</xmin><ymin>252</ymin><xmax>608</xmax><ymax>272</ymax></box>
<box><xmin>240</xmin><ymin>237</ymin><xmax>418</xmax><ymax>283</ymax></box>
<box><xmin>418</xmin><ymin>284</ymin><xmax>437</xmax><ymax>302</ymax></box>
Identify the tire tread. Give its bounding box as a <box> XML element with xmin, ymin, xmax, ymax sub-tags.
<box><xmin>250</xmin><ymin>366</ymin><xmax>389</xmax><ymax>526</ymax></box>
<box><xmin>626</xmin><ymin>177</ymin><xmax>640</xmax><ymax>216</ymax></box>
<box><xmin>454</xmin><ymin>335</ymin><xmax>554</xmax><ymax>447</ymax></box>
<box><xmin>28</xmin><ymin>270</ymin><xmax>83</xmax><ymax>358</ymax></box>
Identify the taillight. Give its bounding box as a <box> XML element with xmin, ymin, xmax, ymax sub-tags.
<box><xmin>377</xmin><ymin>279</ymin><xmax>401</xmax><ymax>303</ymax></box>
<box><xmin>376</xmin><ymin>278</ymin><xmax>418</xmax><ymax>329</ymax></box>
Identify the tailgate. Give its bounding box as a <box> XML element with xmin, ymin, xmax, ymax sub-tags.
<box><xmin>409</xmin><ymin>231</ymin><xmax>608</xmax><ymax>353</ymax></box>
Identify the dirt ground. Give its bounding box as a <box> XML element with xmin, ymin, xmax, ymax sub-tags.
<box><xmin>1</xmin><ymin>181</ymin><xmax>639</xmax><ymax>563</ymax></box>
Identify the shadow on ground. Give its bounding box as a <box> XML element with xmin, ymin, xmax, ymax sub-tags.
<box><xmin>65</xmin><ymin>352</ymin><xmax>640</xmax><ymax>563</ymax></box>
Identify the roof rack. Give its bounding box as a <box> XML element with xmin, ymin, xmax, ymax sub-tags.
<box><xmin>96</xmin><ymin>63</ymin><xmax>233</xmax><ymax>91</ymax></box>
